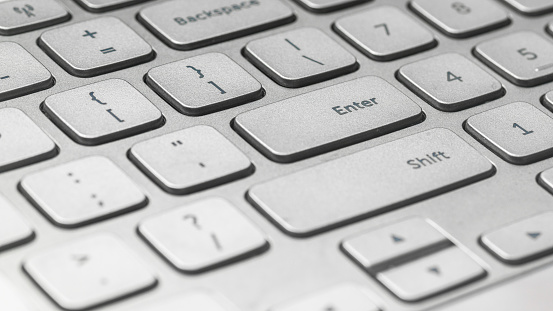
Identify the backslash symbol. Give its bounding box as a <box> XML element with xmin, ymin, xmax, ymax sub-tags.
<box><xmin>100</xmin><ymin>47</ymin><xmax>116</xmax><ymax>54</ymax></box>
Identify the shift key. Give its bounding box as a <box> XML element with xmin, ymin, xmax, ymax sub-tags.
<box><xmin>234</xmin><ymin>76</ymin><xmax>424</xmax><ymax>162</ymax></box>
<box><xmin>248</xmin><ymin>128</ymin><xmax>495</xmax><ymax>237</ymax></box>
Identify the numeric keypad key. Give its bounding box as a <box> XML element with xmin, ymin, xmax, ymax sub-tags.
<box><xmin>475</xmin><ymin>31</ymin><xmax>553</xmax><ymax>87</ymax></box>
<box><xmin>39</xmin><ymin>17</ymin><xmax>154</xmax><ymax>77</ymax></box>
<box><xmin>466</xmin><ymin>102</ymin><xmax>553</xmax><ymax>164</ymax></box>
<box><xmin>410</xmin><ymin>0</ymin><xmax>510</xmax><ymax>38</ymax></box>
<box><xmin>398</xmin><ymin>53</ymin><xmax>503</xmax><ymax>111</ymax></box>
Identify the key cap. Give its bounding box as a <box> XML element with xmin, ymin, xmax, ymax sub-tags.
<box><xmin>410</xmin><ymin>0</ymin><xmax>510</xmax><ymax>38</ymax></box>
<box><xmin>271</xmin><ymin>283</ymin><xmax>380</xmax><ymax>311</ymax></box>
<box><xmin>130</xmin><ymin>126</ymin><xmax>253</xmax><ymax>194</ymax></box>
<box><xmin>0</xmin><ymin>42</ymin><xmax>53</xmax><ymax>102</ymax></box>
<box><xmin>244</xmin><ymin>27</ymin><xmax>357</xmax><ymax>88</ymax></box>
<box><xmin>248</xmin><ymin>128</ymin><xmax>494</xmax><ymax>237</ymax></box>
<box><xmin>146</xmin><ymin>53</ymin><xmax>263</xmax><ymax>116</ymax></box>
<box><xmin>539</xmin><ymin>166</ymin><xmax>553</xmax><ymax>195</ymax></box>
<box><xmin>294</xmin><ymin>0</ymin><xmax>370</xmax><ymax>13</ymax></box>
<box><xmin>234</xmin><ymin>76</ymin><xmax>423</xmax><ymax>163</ymax></box>
<box><xmin>466</xmin><ymin>102</ymin><xmax>553</xmax><ymax>165</ymax></box>
<box><xmin>75</xmin><ymin>0</ymin><xmax>148</xmax><ymax>13</ymax></box>
<box><xmin>377</xmin><ymin>247</ymin><xmax>485</xmax><ymax>302</ymax></box>
<box><xmin>0</xmin><ymin>195</ymin><xmax>33</xmax><ymax>251</ymax></box>
<box><xmin>139</xmin><ymin>198</ymin><xmax>268</xmax><ymax>273</ymax></box>
<box><xmin>39</xmin><ymin>17</ymin><xmax>154</xmax><ymax>77</ymax></box>
<box><xmin>411</xmin><ymin>0</ymin><xmax>509</xmax><ymax>38</ymax></box>
<box><xmin>43</xmin><ymin>79</ymin><xmax>163</xmax><ymax>145</ymax></box>
<box><xmin>503</xmin><ymin>0</ymin><xmax>553</xmax><ymax>15</ymax></box>
<box><xmin>334</xmin><ymin>6</ymin><xmax>437</xmax><ymax>61</ymax></box>
<box><xmin>435</xmin><ymin>263</ymin><xmax>553</xmax><ymax>311</ymax></box>
<box><xmin>398</xmin><ymin>53</ymin><xmax>504</xmax><ymax>112</ymax></box>
<box><xmin>342</xmin><ymin>218</ymin><xmax>450</xmax><ymax>273</ymax></box>
<box><xmin>0</xmin><ymin>0</ymin><xmax>69</xmax><ymax>36</ymax></box>
<box><xmin>0</xmin><ymin>273</ymin><xmax>35</xmax><ymax>311</ymax></box>
<box><xmin>138</xmin><ymin>0</ymin><xmax>295</xmax><ymax>50</ymax></box>
<box><xmin>20</xmin><ymin>156</ymin><xmax>147</xmax><ymax>228</ymax></box>
<box><xmin>129</xmin><ymin>291</ymin><xmax>239</xmax><ymax>311</ymax></box>
<box><xmin>481</xmin><ymin>212</ymin><xmax>553</xmax><ymax>264</ymax></box>
<box><xmin>24</xmin><ymin>234</ymin><xmax>157</xmax><ymax>311</ymax></box>
<box><xmin>0</xmin><ymin>108</ymin><xmax>57</xmax><ymax>173</ymax></box>
<box><xmin>474</xmin><ymin>31</ymin><xmax>553</xmax><ymax>87</ymax></box>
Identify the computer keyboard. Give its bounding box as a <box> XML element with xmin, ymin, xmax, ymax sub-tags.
<box><xmin>4</xmin><ymin>0</ymin><xmax>553</xmax><ymax>310</ymax></box>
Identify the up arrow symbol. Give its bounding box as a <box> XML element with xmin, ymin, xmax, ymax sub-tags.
<box><xmin>527</xmin><ymin>232</ymin><xmax>541</xmax><ymax>240</ymax></box>
<box><xmin>391</xmin><ymin>234</ymin><xmax>404</xmax><ymax>243</ymax></box>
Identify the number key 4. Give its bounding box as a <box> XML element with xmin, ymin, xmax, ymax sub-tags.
<box><xmin>475</xmin><ymin>31</ymin><xmax>553</xmax><ymax>87</ymax></box>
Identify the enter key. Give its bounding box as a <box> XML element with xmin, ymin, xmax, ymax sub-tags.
<box><xmin>234</xmin><ymin>76</ymin><xmax>423</xmax><ymax>162</ymax></box>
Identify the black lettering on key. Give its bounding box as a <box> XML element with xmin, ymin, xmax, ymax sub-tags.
<box><xmin>374</xmin><ymin>23</ymin><xmax>390</xmax><ymax>36</ymax></box>
<box><xmin>100</xmin><ymin>47</ymin><xmax>116</xmax><ymax>54</ymax></box>
<box><xmin>106</xmin><ymin>109</ymin><xmax>124</xmax><ymax>122</ymax></box>
<box><xmin>207</xmin><ymin>81</ymin><xmax>226</xmax><ymax>94</ymax></box>
<box><xmin>513</xmin><ymin>123</ymin><xmax>534</xmax><ymax>135</ymax></box>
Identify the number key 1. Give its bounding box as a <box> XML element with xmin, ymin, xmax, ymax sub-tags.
<box><xmin>475</xmin><ymin>31</ymin><xmax>553</xmax><ymax>87</ymax></box>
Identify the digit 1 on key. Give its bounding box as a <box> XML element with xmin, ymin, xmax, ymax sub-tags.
<box><xmin>513</xmin><ymin>123</ymin><xmax>534</xmax><ymax>135</ymax></box>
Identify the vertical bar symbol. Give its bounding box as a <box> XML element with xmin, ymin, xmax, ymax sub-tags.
<box><xmin>100</xmin><ymin>47</ymin><xmax>116</xmax><ymax>54</ymax></box>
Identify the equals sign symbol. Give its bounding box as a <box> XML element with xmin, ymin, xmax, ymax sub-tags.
<box><xmin>100</xmin><ymin>47</ymin><xmax>116</xmax><ymax>54</ymax></box>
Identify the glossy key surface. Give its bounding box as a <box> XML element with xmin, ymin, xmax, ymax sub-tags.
<box><xmin>294</xmin><ymin>0</ymin><xmax>370</xmax><ymax>12</ymax></box>
<box><xmin>234</xmin><ymin>76</ymin><xmax>423</xmax><ymax>162</ymax></box>
<box><xmin>503</xmin><ymin>0</ymin><xmax>553</xmax><ymax>15</ymax></box>
<box><xmin>24</xmin><ymin>234</ymin><xmax>157</xmax><ymax>311</ymax></box>
<box><xmin>20</xmin><ymin>156</ymin><xmax>147</xmax><ymax>227</ymax></box>
<box><xmin>335</xmin><ymin>6</ymin><xmax>436</xmax><ymax>61</ymax></box>
<box><xmin>43</xmin><ymin>79</ymin><xmax>163</xmax><ymax>145</ymax></box>
<box><xmin>0</xmin><ymin>194</ymin><xmax>33</xmax><ymax>251</ymax></box>
<box><xmin>0</xmin><ymin>0</ymin><xmax>69</xmax><ymax>36</ymax></box>
<box><xmin>244</xmin><ymin>27</ymin><xmax>357</xmax><ymax>87</ymax></box>
<box><xmin>75</xmin><ymin>0</ymin><xmax>148</xmax><ymax>12</ymax></box>
<box><xmin>248</xmin><ymin>128</ymin><xmax>494</xmax><ymax>236</ymax></box>
<box><xmin>39</xmin><ymin>17</ymin><xmax>154</xmax><ymax>77</ymax></box>
<box><xmin>138</xmin><ymin>0</ymin><xmax>295</xmax><ymax>50</ymax></box>
<box><xmin>146</xmin><ymin>53</ymin><xmax>263</xmax><ymax>115</ymax></box>
<box><xmin>0</xmin><ymin>42</ymin><xmax>53</xmax><ymax>102</ymax></box>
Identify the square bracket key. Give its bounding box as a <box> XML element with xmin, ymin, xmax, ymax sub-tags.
<box><xmin>39</xmin><ymin>17</ymin><xmax>154</xmax><ymax>77</ymax></box>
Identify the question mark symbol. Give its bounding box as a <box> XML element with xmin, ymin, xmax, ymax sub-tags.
<box><xmin>183</xmin><ymin>214</ymin><xmax>201</xmax><ymax>230</ymax></box>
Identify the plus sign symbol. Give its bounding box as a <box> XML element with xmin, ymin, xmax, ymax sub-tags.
<box><xmin>82</xmin><ymin>30</ymin><xmax>97</xmax><ymax>39</ymax></box>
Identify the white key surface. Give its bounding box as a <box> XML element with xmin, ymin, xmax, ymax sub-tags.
<box><xmin>0</xmin><ymin>108</ymin><xmax>57</xmax><ymax>172</ymax></box>
<box><xmin>20</xmin><ymin>156</ymin><xmax>147</xmax><ymax>227</ymax></box>
<box><xmin>0</xmin><ymin>0</ymin><xmax>69</xmax><ymax>35</ymax></box>
<box><xmin>139</xmin><ymin>197</ymin><xmax>268</xmax><ymax>272</ymax></box>
<box><xmin>0</xmin><ymin>194</ymin><xmax>33</xmax><ymax>251</ymax></box>
<box><xmin>129</xmin><ymin>291</ymin><xmax>239</xmax><ymax>311</ymax></box>
<box><xmin>130</xmin><ymin>126</ymin><xmax>253</xmax><ymax>194</ymax></box>
<box><xmin>24</xmin><ymin>234</ymin><xmax>157</xmax><ymax>311</ymax></box>
<box><xmin>0</xmin><ymin>273</ymin><xmax>36</xmax><ymax>311</ymax></box>
<box><xmin>75</xmin><ymin>0</ymin><xmax>147</xmax><ymax>12</ymax></box>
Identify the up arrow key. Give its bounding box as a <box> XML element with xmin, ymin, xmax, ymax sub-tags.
<box><xmin>527</xmin><ymin>232</ymin><xmax>541</xmax><ymax>240</ymax></box>
<box><xmin>391</xmin><ymin>234</ymin><xmax>404</xmax><ymax>243</ymax></box>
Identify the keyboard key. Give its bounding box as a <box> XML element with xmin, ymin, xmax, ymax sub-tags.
<box><xmin>130</xmin><ymin>126</ymin><xmax>253</xmax><ymax>194</ymax></box>
<box><xmin>503</xmin><ymin>0</ymin><xmax>553</xmax><ymax>15</ymax></box>
<box><xmin>0</xmin><ymin>42</ymin><xmax>53</xmax><ymax>102</ymax></box>
<box><xmin>334</xmin><ymin>6</ymin><xmax>436</xmax><ymax>61</ymax></box>
<box><xmin>410</xmin><ymin>0</ymin><xmax>511</xmax><ymax>38</ymax></box>
<box><xmin>234</xmin><ymin>76</ymin><xmax>423</xmax><ymax>162</ymax></box>
<box><xmin>248</xmin><ymin>128</ymin><xmax>494</xmax><ymax>236</ymax></box>
<box><xmin>0</xmin><ymin>273</ymin><xmax>35</xmax><ymax>310</ymax></box>
<box><xmin>244</xmin><ymin>27</ymin><xmax>358</xmax><ymax>88</ymax></box>
<box><xmin>481</xmin><ymin>212</ymin><xmax>553</xmax><ymax>264</ymax></box>
<box><xmin>43</xmin><ymin>79</ymin><xmax>163</xmax><ymax>145</ymax></box>
<box><xmin>271</xmin><ymin>283</ymin><xmax>380</xmax><ymax>311</ymax></box>
<box><xmin>474</xmin><ymin>31</ymin><xmax>553</xmax><ymax>87</ymax></box>
<box><xmin>138</xmin><ymin>0</ymin><xmax>295</xmax><ymax>50</ymax></box>
<box><xmin>294</xmin><ymin>0</ymin><xmax>370</xmax><ymax>13</ymax></box>
<box><xmin>139</xmin><ymin>198</ymin><xmax>268</xmax><ymax>273</ymax></box>
<box><xmin>466</xmin><ymin>102</ymin><xmax>553</xmax><ymax>165</ymax></box>
<box><xmin>20</xmin><ymin>156</ymin><xmax>147</xmax><ymax>228</ymax></box>
<box><xmin>75</xmin><ymin>0</ymin><xmax>148</xmax><ymax>13</ymax></box>
<box><xmin>0</xmin><ymin>0</ymin><xmax>70</xmax><ymax>36</ymax></box>
<box><xmin>377</xmin><ymin>247</ymin><xmax>485</xmax><ymax>302</ymax></box>
<box><xmin>24</xmin><ymin>234</ymin><xmax>157</xmax><ymax>311</ymax></box>
<box><xmin>539</xmin><ymin>166</ymin><xmax>553</xmax><ymax>195</ymax></box>
<box><xmin>410</xmin><ymin>0</ymin><xmax>510</xmax><ymax>38</ymax></box>
<box><xmin>398</xmin><ymin>53</ymin><xmax>504</xmax><ymax>111</ymax></box>
<box><xmin>0</xmin><ymin>108</ymin><xmax>57</xmax><ymax>173</ymax></box>
<box><xmin>129</xmin><ymin>291</ymin><xmax>239</xmax><ymax>311</ymax></box>
<box><xmin>39</xmin><ymin>17</ymin><xmax>154</xmax><ymax>77</ymax></box>
<box><xmin>342</xmin><ymin>218</ymin><xmax>450</xmax><ymax>272</ymax></box>
<box><xmin>0</xmin><ymin>194</ymin><xmax>33</xmax><ymax>251</ymax></box>
<box><xmin>146</xmin><ymin>53</ymin><xmax>263</xmax><ymax>116</ymax></box>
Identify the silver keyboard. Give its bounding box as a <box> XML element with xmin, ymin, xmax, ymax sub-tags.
<box><xmin>3</xmin><ymin>0</ymin><xmax>553</xmax><ymax>310</ymax></box>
